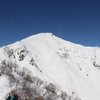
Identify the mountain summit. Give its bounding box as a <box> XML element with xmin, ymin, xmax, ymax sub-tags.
<box><xmin>0</xmin><ymin>33</ymin><xmax>100</xmax><ymax>100</ymax></box>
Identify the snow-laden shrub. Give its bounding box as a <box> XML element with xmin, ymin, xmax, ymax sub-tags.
<box><xmin>0</xmin><ymin>60</ymin><xmax>81</xmax><ymax>100</ymax></box>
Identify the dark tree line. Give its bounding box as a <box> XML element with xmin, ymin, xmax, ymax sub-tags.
<box><xmin>0</xmin><ymin>60</ymin><xmax>81</xmax><ymax>100</ymax></box>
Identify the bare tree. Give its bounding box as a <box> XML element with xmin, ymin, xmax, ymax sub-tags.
<box><xmin>44</xmin><ymin>83</ymin><xmax>57</xmax><ymax>94</ymax></box>
<box><xmin>60</xmin><ymin>91</ymin><xmax>68</xmax><ymax>100</ymax></box>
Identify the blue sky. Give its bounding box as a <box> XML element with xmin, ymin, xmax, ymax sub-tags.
<box><xmin>0</xmin><ymin>0</ymin><xmax>100</xmax><ymax>47</ymax></box>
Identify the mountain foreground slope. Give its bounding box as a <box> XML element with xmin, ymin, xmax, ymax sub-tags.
<box><xmin>0</xmin><ymin>33</ymin><xmax>100</xmax><ymax>100</ymax></box>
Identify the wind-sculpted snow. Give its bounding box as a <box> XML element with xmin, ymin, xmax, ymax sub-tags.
<box><xmin>0</xmin><ymin>33</ymin><xmax>100</xmax><ymax>100</ymax></box>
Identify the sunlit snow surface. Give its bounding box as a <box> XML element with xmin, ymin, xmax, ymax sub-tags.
<box><xmin>0</xmin><ymin>33</ymin><xmax>100</xmax><ymax>100</ymax></box>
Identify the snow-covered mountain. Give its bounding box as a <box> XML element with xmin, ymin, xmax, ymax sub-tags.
<box><xmin>0</xmin><ymin>33</ymin><xmax>100</xmax><ymax>100</ymax></box>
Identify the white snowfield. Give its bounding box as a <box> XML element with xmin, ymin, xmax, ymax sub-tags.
<box><xmin>0</xmin><ymin>33</ymin><xmax>100</xmax><ymax>100</ymax></box>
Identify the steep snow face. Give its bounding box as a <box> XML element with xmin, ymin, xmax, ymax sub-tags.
<box><xmin>0</xmin><ymin>33</ymin><xmax>100</xmax><ymax>100</ymax></box>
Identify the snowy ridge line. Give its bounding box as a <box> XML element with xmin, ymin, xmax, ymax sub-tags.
<box><xmin>0</xmin><ymin>33</ymin><xmax>100</xmax><ymax>100</ymax></box>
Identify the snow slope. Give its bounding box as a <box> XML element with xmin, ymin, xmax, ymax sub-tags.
<box><xmin>0</xmin><ymin>33</ymin><xmax>100</xmax><ymax>100</ymax></box>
